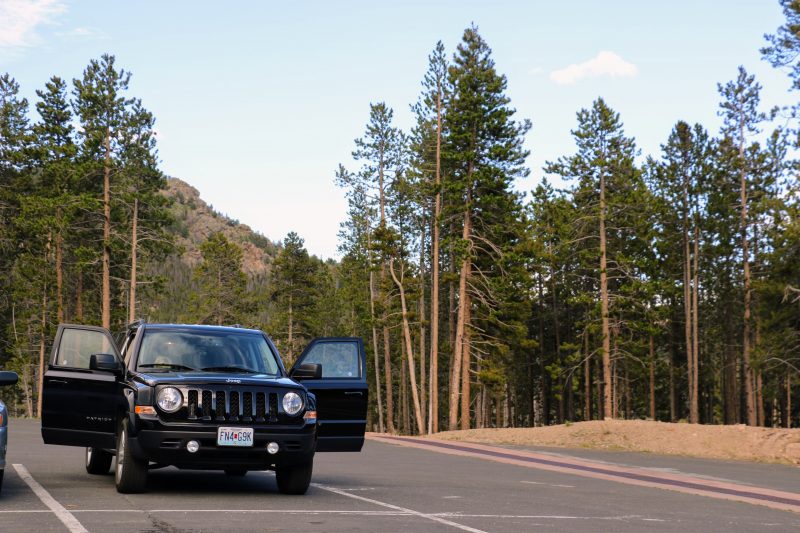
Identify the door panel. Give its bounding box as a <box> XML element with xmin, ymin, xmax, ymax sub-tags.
<box><xmin>41</xmin><ymin>325</ymin><xmax>123</xmax><ymax>448</ymax></box>
<box><xmin>292</xmin><ymin>338</ymin><xmax>367</xmax><ymax>452</ymax></box>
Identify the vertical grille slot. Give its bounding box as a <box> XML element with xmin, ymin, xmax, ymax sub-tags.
<box><xmin>255</xmin><ymin>392</ymin><xmax>266</xmax><ymax>421</ymax></box>
<box><xmin>201</xmin><ymin>390</ymin><xmax>212</xmax><ymax>419</ymax></box>
<box><xmin>229</xmin><ymin>391</ymin><xmax>240</xmax><ymax>421</ymax></box>
<box><xmin>187</xmin><ymin>390</ymin><xmax>198</xmax><ymax>419</ymax></box>
<box><xmin>215</xmin><ymin>391</ymin><xmax>226</xmax><ymax>420</ymax></box>
<box><xmin>242</xmin><ymin>392</ymin><xmax>253</xmax><ymax>422</ymax></box>
<box><xmin>269</xmin><ymin>392</ymin><xmax>278</xmax><ymax>422</ymax></box>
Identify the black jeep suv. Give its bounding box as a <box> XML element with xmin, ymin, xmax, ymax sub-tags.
<box><xmin>40</xmin><ymin>322</ymin><xmax>367</xmax><ymax>494</ymax></box>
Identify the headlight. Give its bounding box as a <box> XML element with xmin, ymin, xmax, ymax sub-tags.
<box><xmin>282</xmin><ymin>391</ymin><xmax>304</xmax><ymax>416</ymax></box>
<box><xmin>157</xmin><ymin>387</ymin><xmax>183</xmax><ymax>413</ymax></box>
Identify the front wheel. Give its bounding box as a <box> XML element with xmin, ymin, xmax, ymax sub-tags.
<box><xmin>275</xmin><ymin>459</ymin><xmax>313</xmax><ymax>495</ymax></box>
<box><xmin>115</xmin><ymin>419</ymin><xmax>148</xmax><ymax>493</ymax></box>
<box><xmin>85</xmin><ymin>447</ymin><xmax>113</xmax><ymax>475</ymax></box>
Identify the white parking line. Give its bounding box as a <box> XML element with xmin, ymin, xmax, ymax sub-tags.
<box><xmin>12</xmin><ymin>464</ymin><xmax>88</xmax><ymax>533</ymax></box>
<box><xmin>313</xmin><ymin>483</ymin><xmax>488</xmax><ymax>533</ymax></box>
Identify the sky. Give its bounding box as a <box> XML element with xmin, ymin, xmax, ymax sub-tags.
<box><xmin>0</xmin><ymin>0</ymin><xmax>793</xmax><ymax>259</ymax></box>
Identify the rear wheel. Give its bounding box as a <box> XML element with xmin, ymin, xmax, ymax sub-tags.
<box><xmin>115</xmin><ymin>419</ymin><xmax>147</xmax><ymax>493</ymax></box>
<box><xmin>275</xmin><ymin>459</ymin><xmax>313</xmax><ymax>495</ymax></box>
<box><xmin>224</xmin><ymin>469</ymin><xmax>247</xmax><ymax>477</ymax></box>
<box><xmin>85</xmin><ymin>447</ymin><xmax>113</xmax><ymax>475</ymax></box>
<box><xmin>0</xmin><ymin>469</ymin><xmax>4</xmax><ymax>493</ymax></box>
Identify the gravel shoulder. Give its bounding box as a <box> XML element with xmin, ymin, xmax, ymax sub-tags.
<box><xmin>428</xmin><ymin>420</ymin><xmax>800</xmax><ymax>465</ymax></box>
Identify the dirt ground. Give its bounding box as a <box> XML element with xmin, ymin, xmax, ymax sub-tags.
<box><xmin>429</xmin><ymin>420</ymin><xmax>800</xmax><ymax>465</ymax></box>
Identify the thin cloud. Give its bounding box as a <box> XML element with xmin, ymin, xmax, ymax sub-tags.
<box><xmin>56</xmin><ymin>26</ymin><xmax>109</xmax><ymax>41</ymax></box>
<box><xmin>0</xmin><ymin>0</ymin><xmax>66</xmax><ymax>48</ymax></box>
<box><xmin>529</xmin><ymin>66</ymin><xmax>544</xmax><ymax>75</ymax></box>
<box><xmin>550</xmin><ymin>51</ymin><xmax>638</xmax><ymax>85</ymax></box>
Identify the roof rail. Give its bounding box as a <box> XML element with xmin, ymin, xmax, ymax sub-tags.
<box><xmin>231</xmin><ymin>324</ymin><xmax>243</xmax><ymax>329</ymax></box>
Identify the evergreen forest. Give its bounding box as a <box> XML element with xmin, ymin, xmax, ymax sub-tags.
<box><xmin>3</xmin><ymin>5</ymin><xmax>800</xmax><ymax>434</ymax></box>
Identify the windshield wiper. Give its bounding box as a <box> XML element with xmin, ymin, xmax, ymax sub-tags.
<box><xmin>200</xmin><ymin>366</ymin><xmax>260</xmax><ymax>374</ymax></box>
<box><xmin>138</xmin><ymin>363</ymin><xmax>198</xmax><ymax>372</ymax></box>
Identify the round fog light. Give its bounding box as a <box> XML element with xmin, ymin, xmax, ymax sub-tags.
<box><xmin>186</xmin><ymin>440</ymin><xmax>200</xmax><ymax>453</ymax></box>
<box><xmin>266</xmin><ymin>442</ymin><xmax>279</xmax><ymax>455</ymax></box>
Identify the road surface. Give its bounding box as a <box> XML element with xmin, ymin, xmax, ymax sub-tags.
<box><xmin>0</xmin><ymin>419</ymin><xmax>798</xmax><ymax>532</ymax></box>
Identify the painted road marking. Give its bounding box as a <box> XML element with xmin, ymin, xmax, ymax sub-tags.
<box><xmin>371</xmin><ymin>435</ymin><xmax>800</xmax><ymax>514</ymax></box>
<box><xmin>521</xmin><ymin>480</ymin><xmax>575</xmax><ymax>488</ymax></box>
<box><xmin>0</xmin><ymin>508</ymin><xmax>669</xmax><ymax>522</ymax></box>
<box><xmin>313</xmin><ymin>483</ymin><xmax>489</xmax><ymax>533</ymax></box>
<box><xmin>12</xmin><ymin>464</ymin><xmax>88</xmax><ymax>533</ymax></box>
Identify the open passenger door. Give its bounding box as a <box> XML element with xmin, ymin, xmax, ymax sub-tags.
<box><xmin>41</xmin><ymin>324</ymin><xmax>124</xmax><ymax>448</ymax></box>
<box><xmin>290</xmin><ymin>337</ymin><xmax>367</xmax><ymax>452</ymax></box>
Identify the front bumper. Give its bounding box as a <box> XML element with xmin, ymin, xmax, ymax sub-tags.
<box><xmin>130</xmin><ymin>421</ymin><xmax>316</xmax><ymax>469</ymax></box>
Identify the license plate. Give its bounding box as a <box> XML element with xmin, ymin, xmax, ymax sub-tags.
<box><xmin>217</xmin><ymin>427</ymin><xmax>254</xmax><ymax>447</ymax></box>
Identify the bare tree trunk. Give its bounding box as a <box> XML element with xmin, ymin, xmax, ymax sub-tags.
<box><xmin>669</xmin><ymin>324</ymin><xmax>676</xmax><ymax>421</ymax></box>
<box><xmin>738</xmin><ymin>124</ymin><xmax>756</xmax><ymax>426</ymax></box>
<box><xmin>460</xmin><ymin>290</ymin><xmax>471</xmax><ymax>430</ymax></box>
<box><xmin>584</xmin><ymin>329</ymin><xmax>591</xmax><ymax>421</ymax></box>
<box><xmin>418</xmin><ymin>225</ymin><xmax>427</xmax><ymax>433</ymax></box>
<box><xmin>128</xmin><ymin>198</ymin><xmax>138</xmax><ymax>324</ymax></box>
<box><xmin>599</xmin><ymin>169</ymin><xmax>612</xmax><ymax>419</ymax></box>
<box><xmin>102</xmin><ymin>128</ymin><xmax>112</xmax><ymax>330</ymax></box>
<box><xmin>390</xmin><ymin>259</ymin><xmax>425</xmax><ymax>434</ymax></box>
<box><xmin>400</xmin><ymin>353</ymin><xmax>408</xmax><ymax>434</ymax></box>
<box><xmin>55</xmin><ymin>218</ymin><xmax>64</xmax><ymax>323</ymax></box>
<box><xmin>75</xmin><ymin>270</ymin><xmax>84</xmax><ymax>322</ymax></box>
<box><xmin>787</xmin><ymin>373</ymin><xmax>792</xmax><ymax>429</ymax></box>
<box><xmin>368</xmin><ymin>268</ymin><xmax>385</xmax><ymax>433</ymax></box>
<box><xmin>684</xmin><ymin>211</ymin><xmax>696</xmax><ymax>422</ymax></box>
<box><xmin>383</xmin><ymin>322</ymin><xmax>395</xmax><ymax>433</ymax></box>
<box><xmin>287</xmin><ymin>294</ymin><xmax>294</xmax><ymax>361</ymax></box>
<box><xmin>37</xmin><ymin>285</ymin><xmax>47</xmax><ymax>418</ymax></box>
<box><xmin>650</xmin><ymin>334</ymin><xmax>656</xmax><ymax>420</ymax></box>
<box><xmin>449</xmin><ymin>207</ymin><xmax>472</xmax><ymax>430</ymax></box>
<box><xmin>692</xmin><ymin>226</ymin><xmax>700</xmax><ymax>423</ymax></box>
<box><xmin>429</xmin><ymin>88</ymin><xmax>443</xmax><ymax>434</ymax></box>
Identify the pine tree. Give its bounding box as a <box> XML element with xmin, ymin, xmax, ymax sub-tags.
<box><xmin>336</xmin><ymin>103</ymin><xmax>406</xmax><ymax>433</ymax></box>
<box><xmin>444</xmin><ymin>26</ymin><xmax>531</xmax><ymax>429</ymax></box>
<box><xmin>545</xmin><ymin>98</ymin><xmax>639</xmax><ymax>419</ymax></box>
<box><xmin>718</xmin><ymin>66</ymin><xmax>766</xmax><ymax>426</ymax></box>
<box><xmin>410</xmin><ymin>41</ymin><xmax>449</xmax><ymax>433</ymax></box>
<box><xmin>270</xmin><ymin>232</ymin><xmax>319</xmax><ymax>362</ymax></box>
<box><xmin>190</xmin><ymin>233</ymin><xmax>251</xmax><ymax>325</ymax></box>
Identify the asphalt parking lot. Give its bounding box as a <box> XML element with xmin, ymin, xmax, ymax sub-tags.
<box><xmin>1</xmin><ymin>419</ymin><xmax>799</xmax><ymax>532</ymax></box>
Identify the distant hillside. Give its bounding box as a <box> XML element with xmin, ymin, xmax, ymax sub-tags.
<box><xmin>163</xmin><ymin>177</ymin><xmax>279</xmax><ymax>275</ymax></box>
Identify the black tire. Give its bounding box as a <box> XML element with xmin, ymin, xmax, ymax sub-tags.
<box><xmin>224</xmin><ymin>469</ymin><xmax>247</xmax><ymax>477</ymax></box>
<box><xmin>0</xmin><ymin>469</ymin><xmax>4</xmax><ymax>494</ymax></box>
<box><xmin>85</xmin><ymin>447</ymin><xmax>113</xmax><ymax>475</ymax></box>
<box><xmin>275</xmin><ymin>459</ymin><xmax>313</xmax><ymax>495</ymax></box>
<box><xmin>115</xmin><ymin>419</ymin><xmax>148</xmax><ymax>493</ymax></box>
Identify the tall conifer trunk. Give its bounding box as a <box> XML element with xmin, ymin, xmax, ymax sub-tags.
<box><xmin>599</xmin><ymin>168</ymin><xmax>612</xmax><ymax>419</ymax></box>
<box><xmin>102</xmin><ymin>128</ymin><xmax>112</xmax><ymax>329</ymax></box>
<box><xmin>128</xmin><ymin>198</ymin><xmax>138</xmax><ymax>323</ymax></box>
<box><xmin>391</xmin><ymin>259</ymin><xmax>425</xmax><ymax>434</ymax></box>
<box><xmin>449</xmin><ymin>190</ymin><xmax>472</xmax><ymax>430</ymax></box>
<box><xmin>429</xmin><ymin>84</ymin><xmax>443</xmax><ymax>433</ymax></box>
<box><xmin>739</xmin><ymin>123</ymin><xmax>757</xmax><ymax>426</ymax></box>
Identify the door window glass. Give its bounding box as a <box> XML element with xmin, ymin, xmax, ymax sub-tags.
<box><xmin>55</xmin><ymin>329</ymin><xmax>115</xmax><ymax>369</ymax></box>
<box><xmin>301</xmin><ymin>342</ymin><xmax>360</xmax><ymax>378</ymax></box>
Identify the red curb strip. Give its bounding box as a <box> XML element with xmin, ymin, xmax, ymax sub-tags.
<box><xmin>368</xmin><ymin>434</ymin><xmax>800</xmax><ymax>514</ymax></box>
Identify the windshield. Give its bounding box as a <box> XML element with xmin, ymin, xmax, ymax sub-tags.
<box><xmin>136</xmin><ymin>330</ymin><xmax>280</xmax><ymax>375</ymax></box>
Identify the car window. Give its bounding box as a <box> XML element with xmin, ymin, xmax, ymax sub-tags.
<box><xmin>55</xmin><ymin>328</ymin><xmax>116</xmax><ymax>369</ymax></box>
<box><xmin>137</xmin><ymin>330</ymin><xmax>280</xmax><ymax>374</ymax></box>
<box><xmin>301</xmin><ymin>342</ymin><xmax>360</xmax><ymax>378</ymax></box>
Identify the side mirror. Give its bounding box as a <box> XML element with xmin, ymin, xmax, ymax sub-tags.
<box><xmin>90</xmin><ymin>353</ymin><xmax>123</xmax><ymax>375</ymax></box>
<box><xmin>0</xmin><ymin>371</ymin><xmax>18</xmax><ymax>386</ymax></box>
<box><xmin>291</xmin><ymin>363</ymin><xmax>322</xmax><ymax>380</ymax></box>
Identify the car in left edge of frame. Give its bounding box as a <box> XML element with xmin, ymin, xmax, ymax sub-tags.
<box><xmin>0</xmin><ymin>370</ymin><xmax>19</xmax><ymax>494</ymax></box>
